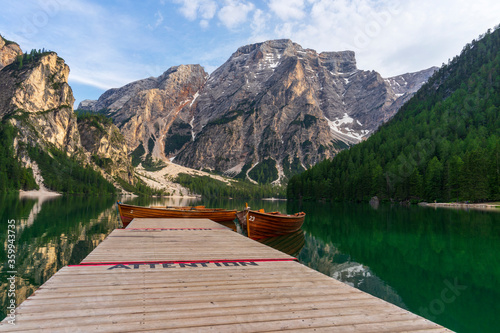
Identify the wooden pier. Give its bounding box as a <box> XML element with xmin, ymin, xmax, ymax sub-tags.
<box><xmin>1</xmin><ymin>218</ymin><xmax>452</xmax><ymax>332</ymax></box>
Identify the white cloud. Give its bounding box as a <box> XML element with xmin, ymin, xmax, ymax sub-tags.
<box><xmin>5</xmin><ymin>0</ymin><xmax>500</xmax><ymax>100</ymax></box>
<box><xmin>148</xmin><ymin>11</ymin><xmax>164</xmax><ymax>30</ymax></box>
<box><xmin>174</xmin><ymin>0</ymin><xmax>217</xmax><ymax>23</ymax></box>
<box><xmin>249</xmin><ymin>0</ymin><xmax>500</xmax><ymax>77</ymax></box>
<box><xmin>5</xmin><ymin>0</ymin><xmax>160</xmax><ymax>91</ymax></box>
<box><xmin>70</xmin><ymin>73</ymin><xmax>121</xmax><ymax>90</ymax></box>
<box><xmin>217</xmin><ymin>0</ymin><xmax>255</xmax><ymax>29</ymax></box>
<box><xmin>199</xmin><ymin>1</ymin><xmax>217</xmax><ymax>19</ymax></box>
<box><xmin>200</xmin><ymin>19</ymin><xmax>210</xmax><ymax>29</ymax></box>
<box><xmin>249</xmin><ymin>9</ymin><xmax>272</xmax><ymax>41</ymax></box>
<box><xmin>269</xmin><ymin>0</ymin><xmax>305</xmax><ymax>20</ymax></box>
<box><xmin>174</xmin><ymin>0</ymin><xmax>199</xmax><ymax>20</ymax></box>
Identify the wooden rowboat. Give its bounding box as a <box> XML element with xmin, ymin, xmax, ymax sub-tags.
<box><xmin>117</xmin><ymin>202</ymin><xmax>237</xmax><ymax>228</ymax></box>
<box><xmin>237</xmin><ymin>206</ymin><xmax>306</xmax><ymax>240</ymax></box>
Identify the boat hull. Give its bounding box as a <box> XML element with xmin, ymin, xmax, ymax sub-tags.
<box><xmin>117</xmin><ymin>203</ymin><xmax>237</xmax><ymax>228</ymax></box>
<box><xmin>240</xmin><ymin>210</ymin><xmax>306</xmax><ymax>240</ymax></box>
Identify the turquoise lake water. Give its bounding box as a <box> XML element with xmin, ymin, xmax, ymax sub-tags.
<box><xmin>1</xmin><ymin>194</ymin><xmax>498</xmax><ymax>332</ymax></box>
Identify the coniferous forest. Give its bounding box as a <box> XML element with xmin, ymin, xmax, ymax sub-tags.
<box><xmin>0</xmin><ymin>122</ymin><xmax>37</xmax><ymax>191</ymax></box>
<box><xmin>176</xmin><ymin>173</ymin><xmax>286</xmax><ymax>199</ymax></box>
<box><xmin>288</xmin><ymin>26</ymin><xmax>500</xmax><ymax>203</ymax></box>
<box><xmin>27</xmin><ymin>145</ymin><xmax>117</xmax><ymax>195</ymax></box>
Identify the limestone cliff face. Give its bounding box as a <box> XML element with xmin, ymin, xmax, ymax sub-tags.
<box><xmin>383</xmin><ymin>66</ymin><xmax>439</xmax><ymax>122</ymax></box>
<box><xmin>0</xmin><ymin>35</ymin><xmax>22</xmax><ymax>70</ymax></box>
<box><xmin>0</xmin><ymin>52</ymin><xmax>80</xmax><ymax>153</ymax></box>
<box><xmin>172</xmin><ymin>40</ymin><xmax>436</xmax><ymax>180</ymax></box>
<box><xmin>77</xmin><ymin>116</ymin><xmax>133</xmax><ymax>182</ymax></box>
<box><xmin>122</xmin><ymin>66</ymin><xmax>206</xmax><ymax>159</ymax></box>
<box><xmin>0</xmin><ymin>43</ymin><xmax>134</xmax><ymax>190</ymax></box>
<box><xmin>176</xmin><ymin>40</ymin><xmax>351</xmax><ymax>177</ymax></box>
<box><xmin>80</xmin><ymin>65</ymin><xmax>207</xmax><ymax>161</ymax></box>
<box><xmin>87</xmin><ymin>39</ymin><xmax>436</xmax><ymax>183</ymax></box>
<box><xmin>77</xmin><ymin>77</ymin><xmax>159</xmax><ymax>114</ymax></box>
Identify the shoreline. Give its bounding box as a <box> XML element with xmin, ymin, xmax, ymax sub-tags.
<box><xmin>262</xmin><ymin>197</ymin><xmax>287</xmax><ymax>201</ymax></box>
<box><xmin>19</xmin><ymin>189</ymin><xmax>62</xmax><ymax>198</ymax></box>
<box><xmin>419</xmin><ymin>202</ymin><xmax>500</xmax><ymax>212</ymax></box>
<box><xmin>17</xmin><ymin>191</ymin><xmax>200</xmax><ymax>199</ymax></box>
<box><xmin>120</xmin><ymin>194</ymin><xmax>201</xmax><ymax>199</ymax></box>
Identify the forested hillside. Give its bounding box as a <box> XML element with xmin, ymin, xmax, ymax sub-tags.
<box><xmin>0</xmin><ymin>122</ymin><xmax>37</xmax><ymax>191</ymax></box>
<box><xmin>288</xmin><ymin>26</ymin><xmax>500</xmax><ymax>203</ymax></box>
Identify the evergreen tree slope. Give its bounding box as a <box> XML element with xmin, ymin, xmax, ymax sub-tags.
<box><xmin>288</xmin><ymin>26</ymin><xmax>500</xmax><ymax>202</ymax></box>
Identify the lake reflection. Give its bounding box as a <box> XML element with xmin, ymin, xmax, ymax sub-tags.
<box><xmin>297</xmin><ymin>202</ymin><xmax>500</xmax><ymax>333</ymax></box>
<box><xmin>258</xmin><ymin>229</ymin><xmax>305</xmax><ymax>257</ymax></box>
<box><xmin>1</xmin><ymin>196</ymin><xmax>499</xmax><ymax>332</ymax></box>
<box><xmin>0</xmin><ymin>194</ymin><xmax>120</xmax><ymax>320</ymax></box>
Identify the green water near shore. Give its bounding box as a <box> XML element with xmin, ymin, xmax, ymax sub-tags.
<box><xmin>1</xmin><ymin>194</ymin><xmax>499</xmax><ymax>332</ymax></box>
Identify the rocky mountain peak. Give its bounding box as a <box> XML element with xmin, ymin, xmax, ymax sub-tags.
<box><xmin>78</xmin><ymin>99</ymin><xmax>97</xmax><ymax>110</ymax></box>
<box><xmin>14</xmin><ymin>53</ymin><xmax>73</xmax><ymax>113</ymax></box>
<box><xmin>78</xmin><ymin>64</ymin><xmax>206</xmax><ymax>115</ymax></box>
<box><xmin>0</xmin><ymin>35</ymin><xmax>22</xmax><ymax>70</ymax></box>
<box><xmin>385</xmin><ymin>66</ymin><xmax>439</xmax><ymax>95</ymax></box>
<box><xmin>234</xmin><ymin>39</ymin><xmax>295</xmax><ymax>56</ymax></box>
<box><xmin>0</xmin><ymin>52</ymin><xmax>74</xmax><ymax>115</ymax></box>
<box><xmin>232</xmin><ymin>39</ymin><xmax>357</xmax><ymax>72</ymax></box>
<box><xmin>156</xmin><ymin>64</ymin><xmax>206</xmax><ymax>96</ymax></box>
<box><xmin>319</xmin><ymin>51</ymin><xmax>357</xmax><ymax>74</ymax></box>
<box><xmin>78</xmin><ymin>76</ymin><xmax>158</xmax><ymax>113</ymax></box>
<box><xmin>89</xmin><ymin>39</ymin><xmax>436</xmax><ymax>184</ymax></box>
<box><xmin>0</xmin><ymin>50</ymin><xmax>80</xmax><ymax>154</ymax></box>
<box><xmin>170</xmin><ymin>40</ymin><xmax>436</xmax><ymax>181</ymax></box>
<box><xmin>1</xmin><ymin>35</ymin><xmax>142</xmax><ymax>193</ymax></box>
<box><xmin>100</xmin><ymin>64</ymin><xmax>208</xmax><ymax>162</ymax></box>
<box><xmin>227</xmin><ymin>39</ymin><xmax>357</xmax><ymax>76</ymax></box>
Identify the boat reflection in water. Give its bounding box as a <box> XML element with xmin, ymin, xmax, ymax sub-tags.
<box><xmin>217</xmin><ymin>219</ymin><xmax>238</xmax><ymax>232</ymax></box>
<box><xmin>256</xmin><ymin>229</ymin><xmax>305</xmax><ymax>257</ymax></box>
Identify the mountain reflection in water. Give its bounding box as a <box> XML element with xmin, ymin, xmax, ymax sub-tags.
<box><xmin>0</xmin><ymin>194</ymin><xmax>120</xmax><ymax>320</ymax></box>
<box><xmin>1</xmin><ymin>197</ymin><xmax>498</xmax><ymax>332</ymax></box>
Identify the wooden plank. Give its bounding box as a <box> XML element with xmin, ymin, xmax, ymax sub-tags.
<box><xmin>0</xmin><ymin>310</ymin><xmax>446</xmax><ymax>332</ymax></box>
<box><xmin>81</xmin><ymin>222</ymin><xmax>295</xmax><ymax>264</ymax></box>
<box><xmin>14</xmin><ymin>298</ymin><xmax>383</xmax><ymax>319</ymax></box>
<box><xmin>127</xmin><ymin>217</ymin><xmax>229</xmax><ymax>229</ymax></box>
<box><xmin>5</xmin><ymin>286</ymin><xmax>424</xmax><ymax>328</ymax></box>
<box><xmin>0</xmin><ymin>218</ymin><xmax>453</xmax><ymax>332</ymax></box>
<box><xmin>7</xmin><ymin>262</ymin><xmax>449</xmax><ymax>331</ymax></box>
<box><xmin>15</xmin><ymin>289</ymin><xmax>371</xmax><ymax>313</ymax></box>
<box><xmin>5</xmin><ymin>307</ymin><xmax>433</xmax><ymax>331</ymax></box>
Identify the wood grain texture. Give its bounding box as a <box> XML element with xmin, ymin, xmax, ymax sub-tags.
<box><xmin>0</xmin><ymin>218</ymin><xmax>453</xmax><ymax>332</ymax></box>
<box><xmin>239</xmin><ymin>209</ymin><xmax>306</xmax><ymax>239</ymax></box>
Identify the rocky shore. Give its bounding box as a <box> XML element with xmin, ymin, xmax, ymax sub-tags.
<box><xmin>419</xmin><ymin>202</ymin><xmax>500</xmax><ymax>212</ymax></box>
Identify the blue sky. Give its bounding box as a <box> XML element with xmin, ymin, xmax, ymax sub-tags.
<box><xmin>1</xmin><ymin>0</ymin><xmax>499</xmax><ymax>107</ymax></box>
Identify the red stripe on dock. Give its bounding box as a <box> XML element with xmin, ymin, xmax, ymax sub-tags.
<box><xmin>69</xmin><ymin>258</ymin><xmax>298</xmax><ymax>267</ymax></box>
<box><xmin>125</xmin><ymin>227</ymin><xmax>229</xmax><ymax>230</ymax></box>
